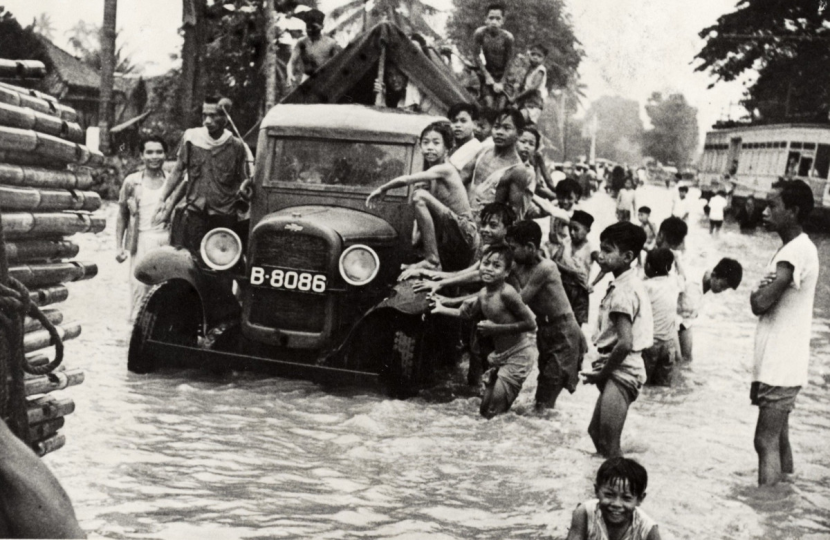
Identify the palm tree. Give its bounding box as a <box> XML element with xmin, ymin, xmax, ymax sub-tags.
<box><xmin>326</xmin><ymin>0</ymin><xmax>442</xmax><ymax>40</ymax></box>
<box><xmin>98</xmin><ymin>0</ymin><xmax>117</xmax><ymax>154</ymax></box>
<box><xmin>32</xmin><ymin>13</ymin><xmax>55</xmax><ymax>41</ymax></box>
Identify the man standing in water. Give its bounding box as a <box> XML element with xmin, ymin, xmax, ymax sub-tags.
<box><xmin>116</xmin><ymin>135</ymin><xmax>170</xmax><ymax>322</ymax></box>
<box><xmin>750</xmin><ymin>179</ymin><xmax>818</xmax><ymax>486</ymax></box>
<box><xmin>461</xmin><ymin>108</ymin><xmax>534</xmax><ymax>220</ymax></box>
<box><xmin>153</xmin><ymin>96</ymin><xmax>250</xmax><ymax>252</ymax></box>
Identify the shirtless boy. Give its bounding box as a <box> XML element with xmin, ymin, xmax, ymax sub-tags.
<box><xmin>506</xmin><ymin>220</ymin><xmax>586</xmax><ymax>411</ymax></box>
<box><xmin>461</xmin><ymin>108</ymin><xmax>535</xmax><ymax>220</ymax></box>
<box><xmin>288</xmin><ymin>9</ymin><xmax>341</xmax><ymax>87</ymax></box>
<box><xmin>447</xmin><ymin>102</ymin><xmax>483</xmax><ymax>171</ymax></box>
<box><xmin>473</xmin><ymin>3</ymin><xmax>515</xmax><ymax>109</ymax></box>
<box><xmin>433</xmin><ymin>245</ymin><xmax>537</xmax><ymax>418</ymax></box>
<box><xmin>368</xmin><ymin>122</ymin><xmax>478</xmax><ymax>273</ymax></box>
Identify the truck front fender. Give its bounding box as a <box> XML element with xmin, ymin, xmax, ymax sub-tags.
<box><xmin>134</xmin><ymin>246</ymin><xmax>241</xmax><ymax>330</ymax></box>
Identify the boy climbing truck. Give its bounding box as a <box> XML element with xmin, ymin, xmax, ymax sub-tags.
<box><xmin>127</xmin><ymin>105</ymin><xmax>466</xmax><ymax>397</ymax></box>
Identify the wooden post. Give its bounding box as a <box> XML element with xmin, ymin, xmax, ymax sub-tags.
<box><xmin>264</xmin><ymin>0</ymin><xmax>278</xmax><ymax>110</ymax></box>
<box><xmin>0</xmin><ymin>207</ymin><xmax>31</xmax><ymax>444</ymax></box>
<box><xmin>374</xmin><ymin>42</ymin><xmax>387</xmax><ymax>107</ymax></box>
<box><xmin>98</xmin><ymin>0</ymin><xmax>118</xmax><ymax>155</ymax></box>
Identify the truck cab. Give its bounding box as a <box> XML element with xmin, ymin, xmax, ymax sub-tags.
<box><xmin>128</xmin><ymin>105</ymin><xmax>450</xmax><ymax>394</ymax></box>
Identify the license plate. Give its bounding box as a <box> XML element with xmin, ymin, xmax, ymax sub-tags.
<box><xmin>250</xmin><ymin>266</ymin><xmax>327</xmax><ymax>293</ymax></box>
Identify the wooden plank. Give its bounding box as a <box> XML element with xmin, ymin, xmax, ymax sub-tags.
<box><xmin>9</xmin><ymin>262</ymin><xmax>97</xmax><ymax>288</ymax></box>
<box><xmin>5</xmin><ymin>240</ymin><xmax>79</xmax><ymax>263</ymax></box>
<box><xmin>23</xmin><ymin>308</ymin><xmax>63</xmax><ymax>333</ymax></box>
<box><xmin>23</xmin><ymin>322</ymin><xmax>82</xmax><ymax>355</ymax></box>
<box><xmin>24</xmin><ymin>369</ymin><xmax>84</xmax><ymax>396</ymax></box>
<box><xmin>1</xmin><ymin>212</ymin><xmax>106</xmax><ymax>238</ymax></box>
<box><xmin>0</xmin><ymin>185</ymin><xmax>101</xmax><ymax>212</ymax></box>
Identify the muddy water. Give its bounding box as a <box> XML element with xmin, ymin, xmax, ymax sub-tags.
<box><xmin>45</xmin><ymin>185</ymin><xmax>830</xmax><ymax>539</ymax></box>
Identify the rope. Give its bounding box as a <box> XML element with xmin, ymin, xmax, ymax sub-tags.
<box><xmin>0</xmin><ymin>277</ymin><xmax>63</xmax><ymax>376</ymax></box>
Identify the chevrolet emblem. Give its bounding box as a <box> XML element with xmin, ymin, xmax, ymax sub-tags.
<box><xmin>285</xmin><ymin>223</ymin><xmax>303</xmax><ymax>232</ymax></box>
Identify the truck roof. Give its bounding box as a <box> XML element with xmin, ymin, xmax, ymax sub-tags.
<box><xmin>261</xmin><ymin>104</ymin><xmax>446</xmax><ymax>143</ymax></box>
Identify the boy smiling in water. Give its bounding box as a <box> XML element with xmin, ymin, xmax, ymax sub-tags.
<box><xmin>432</xmin><ymin>245</ymin><xmax>537</xmax><ymax>418</ymax></box>
<box><xmin>567</xmin><ymin>457</ymin><xmax>661</xmax><ymax>540</ymax></box>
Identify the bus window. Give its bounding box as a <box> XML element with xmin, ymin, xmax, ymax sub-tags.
<box><xmin>815</xmin><ymin>144</ymin><xmax>830</xmax><ymax>178</ymax></box>
<box><xmin>786</xmin><ymin>152</ymin><xmax>801</xmax><ymax>177</ymax></box>
<box><xmin>798</xmin><ymin>156</ymin><xmax>813</xmax><ymax>177</ymax></box>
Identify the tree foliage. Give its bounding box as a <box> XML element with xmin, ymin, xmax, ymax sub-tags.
<box><xmin>446</xmin><ymin>0</ymin><xmax>583</xmax><ymax>89</ymax></box>
<box><xmin>584</xmin><ymin>96</ymin><xmax>644</xmax><ymax>165</ymax></box>
<box><xmin>66</xmin><ymin>20</ymin><xmax>137</xmax><ymax>74</ymax></box>
<box><xmin>695</xmin><ymin>0</ymin><xmax>830</xmax><ymax>122</ymax></box>
<box><xmin>643</xmin><ymin>92</ymin><xmax>698</xmax><ymax>166</ymax></box>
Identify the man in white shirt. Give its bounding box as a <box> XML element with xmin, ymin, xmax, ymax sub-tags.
<box><xmin>671</xmin><ymin>184</ymin><xmax>691</xmax><ymax>222</ymax></box>
<box><xmin>708</xmin><ymin>189</ymin><xmax>728</xmax><ymax>237</ymax></box>
<box><xmin>750</xmin><ymin>179</ymin><xmax>819</xmax><ymax>487</ymax></box>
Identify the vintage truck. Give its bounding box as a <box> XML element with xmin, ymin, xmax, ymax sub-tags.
<box><xmin>127</xmin><ymin>104</ymin><xmax>461</xmax><ymax>396</ymax></box>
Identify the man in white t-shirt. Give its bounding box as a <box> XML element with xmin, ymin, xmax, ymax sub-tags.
<box><xmin>750</xmin><ymin>179</ymin><xmax>819</xmax><ymax>487</ymax></box>
<box><xmin>708</xmin><ymin>189</ymin><xmax>728</xmax><ymax>236</ymax></box>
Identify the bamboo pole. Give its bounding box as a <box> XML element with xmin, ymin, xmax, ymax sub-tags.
<box><xmin>23</xmin><ymin>308</ymin><xmax>63</xmax><ymax>333</ymax></box>
<box><xmin>33</xmin><ymin>433</ymin><xmax>65</xmax><ymax>457</ymax></box>
<box><xmin>0</xmin><ymin>60</ymin><xmax>46</xmax><ymax>80</ymax></box>
<box><xmin>0</xmin><ymin>102</ymin><xmax>84</xmax><ymax>143</ymax></box>
<box><xmin>24</xmin><ymin>369</ymin><xmax>84</xmax><ymax>397</ymax></box>
<box><xmin>5</xmin><ymin>240</ymin><xmax>79</xmax><ymax>263</ymax></box>
<box><xmin>0</xmin><ymin>163</ymin><xmax>95</xmax><ymax>190</ymax></box>
<box><xmin>0</xmin><ymin>126</ymin><xmax>101</xmax><ymax>166</ymax></box>
<box><xmin>27</xmin><ymin>285</ymin><xmax>69</xmax><ymax>307</ymax></box>
<box><xmin>28</xmin><ymin>417</ymin><xmax>63</xmax><ymax>441</ymax></box>
<box><xmin>1</xmin><ymin>212</ymin><xmax>106</xmax><ymax>238</ymax></box>
<box><xmin>0</xmin><ymin>83</ymin><xmax>78</xmax><ymax>122</ymax></box>
<box><xmin>9</xmin><ymin>262</ymin><xmax>97</xmax><ymax>288</ymax></box>
<box><xmin>23</xmin><ymin>322</ymin><xmax>81</xmax><ymax>355</ymax></box>
<box><xmin>23</xmin><ymin>366</ymin><xmax>65</xmax><ymax>379</ymax></box>
<box><xmin>26</xmin><ymin>395</ymin><xmax>74</xmax><ymax>425</ymax></box>
<box><xmin>0</xmin><ymin>185</ymin><xmax>101</xmax><ymax>212</ymax></box>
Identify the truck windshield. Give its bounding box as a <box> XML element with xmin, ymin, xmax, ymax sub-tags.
<box><xmin>271</xmin><ymin>138</ymin><xmax>408</xmax><ymax>188</ymax></box>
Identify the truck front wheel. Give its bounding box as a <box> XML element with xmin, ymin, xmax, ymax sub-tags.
<box><xmin>128</xmin><ymin>281</ymin><xmax>202</xmax><ymax>373</ymax></box>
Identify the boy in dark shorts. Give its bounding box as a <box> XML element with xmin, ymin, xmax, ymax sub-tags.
<box><xmin>583</xmin><ymin>222</ymin><xmax>652</xmax><ymax>457</ymax></box>
<box><xmin>555</xmin><ymin>209</ymin><xmax>598</xmax><ymax>327</ymax></box>
<box><xmin>507</xmin><ymin>221</ymin><xmax>586</xmax><ymax>412</ymax></box>
<box><xmin>433</xmin><ymin>245</ymin><xmax>537</xmax><ymax>418</ymax></box>
<box><xmin>472</xmin><ymin>3</ymin><xmax>515</xmax><ymax>109</ymax></box>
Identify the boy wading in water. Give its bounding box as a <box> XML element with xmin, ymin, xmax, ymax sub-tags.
<box><xmin>583</xmin><ymin>222</ymin><xmax>652</xmax><ymax>458</ymax></box>
<box><xmin>750</xmin><ymin>179</ymin><xmax>818</xmax><ymax>486</ymax></box>
<box><xmin>432</xmin><ymin>245</ymin><xmax>537</xmax><ymax>418</ymax></box>
<box><xmin>506</xmin><ymin>221</ymin><xmax>586</xmax><ymax>411</ymax></box>
<box><xmin>368</xmin><ymin>122</ymin><xmax>479</xmax><ymax>273</ymax></box>
<box><xmin>567</xmin><ymin>457</ymin><xmax>661</xmax><ymax>540</ymax></box>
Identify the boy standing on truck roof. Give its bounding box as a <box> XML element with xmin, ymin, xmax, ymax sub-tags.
<box><xmin>367</xmin><ymin>122</ymin><xmax>479</xmax><ymax>273</ymax></box>
<box><xmin>287</xmin><ymin>10</ymin><xmax>341</xmax><ymax>88</ymax></box>
<box><xmin>473</xmin><ymin>3</ymin><xmax>515</xmax><ymax>110</ymax></box>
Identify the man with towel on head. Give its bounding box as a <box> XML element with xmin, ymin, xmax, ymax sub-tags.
<box><xmin>153</xmin><ymin>95</ymin><xmax>250</xmax><ymax>253</ymax></box>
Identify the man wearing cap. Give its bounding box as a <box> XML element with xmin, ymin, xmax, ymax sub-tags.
<box><xmin>153</xmin><ymin>96</ymin><xmax>250</xmax><ymax>253</ymax></box>
<box><xmin>287</xmin><ymin>9</ymin><xmax>341</xmax><ymax>88</ymax></box>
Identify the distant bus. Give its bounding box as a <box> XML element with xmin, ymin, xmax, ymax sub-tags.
<box><xmin>699</xmin><ymin>123</ymin><xmax>830</xmax><ymax>210</ymax></box>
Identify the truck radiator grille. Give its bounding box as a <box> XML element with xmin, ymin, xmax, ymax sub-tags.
<box><xmin>253</xmin><ymin>234</ymin><xmax>329</xmax><ymax>272</ymax></box>
<box><xmin>248</xmin><ymin>289</ymin><xmax>326</xmax><ymax>332</ymax></box>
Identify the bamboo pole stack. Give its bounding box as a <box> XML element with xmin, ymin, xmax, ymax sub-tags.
<box><xmin>0</xmin><ymin>62</ymin><xmax>103</xmax><ymax>457</ymax></box>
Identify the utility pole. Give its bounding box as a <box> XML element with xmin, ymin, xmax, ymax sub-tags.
<box><xmin>98</xmin><ymin>0</ymin><xmax>117</xmax><ymax>155</ymax></box>
<box><xmin>264</xmin><ymin>0</ymin><xmax>278</xmax><ymax>110</ymax></box>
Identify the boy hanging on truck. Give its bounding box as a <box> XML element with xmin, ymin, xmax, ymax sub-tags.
<box><xmin>367</xmin><ymin>122</ymin><xmax>479</xmax><ymax>273</ymax></box>
<box><xmin>432</xmin><ymin>244</ymin><xmax>537</xmax><ymax>418</ymax></box>
<box><xmin>287</xmin><ymin>9</ymin><xmax>342</xmax><ymax>88</ymax></box>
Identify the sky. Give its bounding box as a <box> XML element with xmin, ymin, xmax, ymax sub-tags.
<box><xmin>6</xmin><ymin>0</ymin><xmax>749</xmax><ymax>145</ymax></box>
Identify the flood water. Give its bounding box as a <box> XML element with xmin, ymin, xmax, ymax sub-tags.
<box><xmin>46</xmin><ymin>185</ymin><xmax>830</xmax><ymax>539</ymax></box>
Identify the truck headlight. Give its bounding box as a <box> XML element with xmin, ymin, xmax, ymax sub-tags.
<box><xmin>200</xmin><ymin>228</ymin><xmax>242</xmax><ymax>271</ymax></box>
<box><xmin>339</xmin><ymin>245</ymin><xmax>379</xmax><ymax>286</ymax></box>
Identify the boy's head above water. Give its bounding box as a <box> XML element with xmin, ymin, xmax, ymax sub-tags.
<box><xmin>479</xmin><ymin>244</ymin><xmax>513</xmax><ymax>284</ymax></box>
<box><xmin>637</xmin><ymin>206</ymin><xmax>651</xmax><ymax>224</ymax></box>
<box><xmin>710</xmin><ymin>257</ymin><xmax>743</xmax><ymax>292</ymax></box>
<box><xmin>479</xmin><ymin>202</ymin><xmax>516</xmax><ymax>246</ymax></box>
<box><xmin>555</xmin><ymin>178</ymin><xmax>582</xmax><ymax>211</ymax></box>
<box><xmin>569</xmin><ymin>210</ymin><xmax>593</xmax><ymax>245</ymax></box>
<box><xmin>598</xmin><ymin>222</ymin><xmax>646</xmax><ymax>274</ymax></box>
<box><xmin>505</xmin><ymin>220</ymin><xmax>542</xmax><ymax>264</ymax></box>
<box><xmin>594</xmin><ymin>457</ymin><xmax>648</xmax><ymax>526</ymax></box>
<box><xmin>656</xmin><ymin>216</ymin><xmax>688</xmax><ymax>250</ymax></box>
<box><xmin>644</xmin><ymin>248</ymin><xmax>674</xmax><ymax>278</ymax></box>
